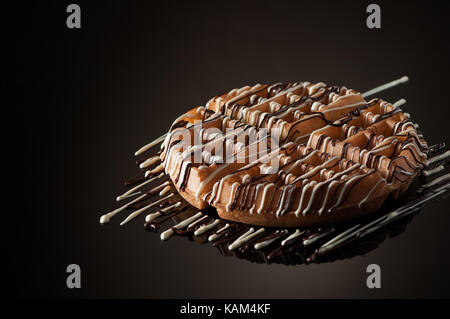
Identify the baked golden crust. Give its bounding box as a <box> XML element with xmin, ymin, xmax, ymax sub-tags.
<box><xmin>160</xmin><ymin>82</ymin><xmax>427</xmax><ymax>227</ymax></box>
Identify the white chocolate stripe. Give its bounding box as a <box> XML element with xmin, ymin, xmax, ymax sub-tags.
<box><xmin>160</xmin><ymin>212</ymin><xmax>203</xmax><ymax>241</ymax></box>
<box><xmin>228</xmin><ymin>228</ymin><xmax>265</xmax><ymax>250</ymax></box>
<box><xmin>120</xmin><ymin>193</ymin><xmax>175</xmax><ymax>225</ymax></box>
<box><xmin>135</xmin><ymin>133</ymin><xmax>167</xmax><ymax>156</ymax></box>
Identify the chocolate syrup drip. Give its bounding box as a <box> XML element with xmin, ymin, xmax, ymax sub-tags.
<box><xmin>237</xmin><ymin>86</ymin><xmax>269</xmax><ymax>106</ymax></box>
<box><xmin>267</xmin><ymin>83</ymin><xmax>290</xmax><ymax>98</ymax></box>
<box><xmin>427</xmin><ymin>143</ymin><xmax>446</xmax><ymax>155</ymax></box>
<box><xmin>128</xmin><ymin>191</ymin><xmax>176</xmax><ymax>211</ymax></box>
<box><xmin>144</xmin><ymin>204</ymin><xmax>189</xmax><ymax>232</ymax></box>
<box><xmin>125</xmin><ymin>172</ymin><xmax>147</xmax><ymax>188</ymax></box>
<box><xmin>238</xmin><ymin>229</ymin><xmax>284</xmax><ymax>253</ymax></box>
<box><xmin>283</xmin><ymin>99</ymin><xmax>382</xmax><ymax>143</ymax></box>
<box><xmin>172</xmin><ymin>216</ymin><xmax>214</xmax><ymax>236</ymax></box>
<box><xmin>266</xmin><ymin>230</ymin><xmax>310</xmax><ymax>260</ymax></box>
<box><xmin>213</xmin><ymin>224</ymin><xmax>250</xmax><ymax>247</ymax></box>
<box><xmin>372</xmin><ymin>107</ymin><xmax>403</xmax><ymax>124</ymax></box>
<box><xmin>171</xmin><ymin>120</ymin><xmax>190</xmax><ymax>131</ymax></box>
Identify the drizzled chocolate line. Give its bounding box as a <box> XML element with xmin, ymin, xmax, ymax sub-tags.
<box><xmin>144</xmin><ymin>204</ymin><xmax>190</xmax><ymax>232</ymax></box>
<box><xmin>282</xmin><ymin>99</ymin><xmax>379</xmax><ymax>143</ymax></box>
<box><xmin>427</xmin><ymin>143</ymin><xmax>446</xmax><ymax>156</ymax></box>
<box><xmin>134</xmin><ymin>134</ymin><xmax>167</xmax><ymax>156</ymax></box>
<box><xmin>362</xmin><ymin>76</ymin><xmax>409</xmax><ymax>98</ymax></box>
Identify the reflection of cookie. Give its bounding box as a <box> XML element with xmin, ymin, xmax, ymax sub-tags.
<box><xmin>161</xmin><ymin>82</ymin><xmax>428</xmax><ymax>227</ymax></box>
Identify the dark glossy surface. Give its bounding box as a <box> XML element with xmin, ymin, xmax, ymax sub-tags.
<box><xmin>7</xmin><ymin>0</ymin><xmax>450</xmax><ymax>298</ymax></box>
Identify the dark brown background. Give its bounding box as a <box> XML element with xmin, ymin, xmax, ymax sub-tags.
<box><xmin>6</xmin><ymin>0</ymin><xmax>450</xmax><ymax>298</ymax></box>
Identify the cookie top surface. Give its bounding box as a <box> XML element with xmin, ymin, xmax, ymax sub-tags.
<box><xmin>160</xmin><ymin>82</ymin><xmax>427</xmax><ymax>227</ymax></box>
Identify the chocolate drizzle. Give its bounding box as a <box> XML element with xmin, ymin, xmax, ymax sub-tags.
<box><xmin>148</xmin><ymin>171</ymin><xmax>448</xmax><ymax>265</ymax></box>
